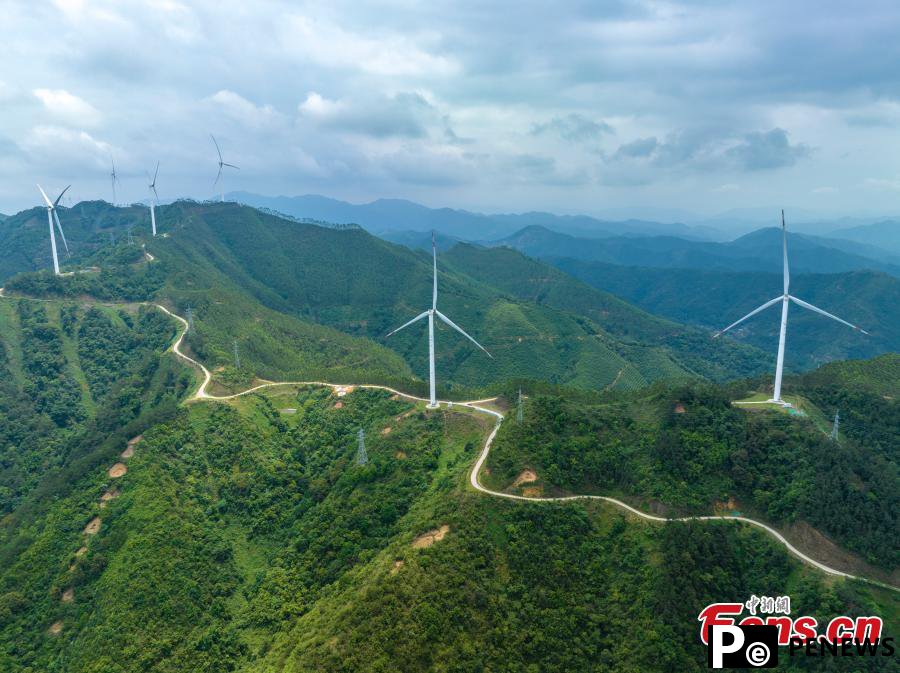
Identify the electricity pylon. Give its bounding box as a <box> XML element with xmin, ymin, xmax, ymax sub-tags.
<box><xmin>830</xmin><ymin>410</ymin><xmax>840</xmax><ymax>441</ymax></box>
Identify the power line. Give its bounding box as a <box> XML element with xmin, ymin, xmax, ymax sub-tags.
<box><xmin>830</xmin><ymin>410</ymin><xmax>840</xmax><ymax>441</ymax></box>
<box><xmin>233</xmin><ymin>339</ymin><xmax>240</xmax><ymax>368</ymax></box>
<box><xmin>356</xmin><ymin>428</ymin><xmax>368</xmax><ymax>465</ymax></box>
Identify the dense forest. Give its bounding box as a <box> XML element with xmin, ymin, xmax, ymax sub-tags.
<box><xmin>1</xmin><ymin>385</ymin><xmax>894</xmax><ymax>672</ymax></box>
<box><xmin>485</xmin><ymin>368</ymin><xmax>899</xmax><ymax>571</ymax></box>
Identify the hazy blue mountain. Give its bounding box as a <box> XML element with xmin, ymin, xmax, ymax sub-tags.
<box><xmin>493</xmin><ymin>224</ymin><xmax>900</xmax><ymax>277</ymax></box>
<box><xmin>552</xmin><ymin>258</ymin><xmax>900</xmax><ymax>370</ymax></box>
<box><xmin>227</xmin><ymin>191</ymin><xmax>719</xmax><ymax>241</ymax></box>
<box><xmin>828</xmin><ymin>220</ymin><xmax>900</xmax><ymax>256</ymax></box>
<box><xmin>377</xmin><ymin>229</ymin><xmax>463</xmax><ymax>251</ymax></box>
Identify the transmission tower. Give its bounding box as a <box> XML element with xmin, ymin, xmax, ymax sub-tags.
<box><xmin>830</xmin><ymin>410</ymin><xmax>840</xmax><ymax>441</ymax></box>
<box><xmin>127</xmin><ymin>228</ymin><xmax>134</xmax><ymax>246</ymax></box>
<box><xmin>356</xmin><ymin>428</ymin><xmax>368</xmax><ymax>465</ymax></box>
<box><xmin>186</xmin><ymin>306</ymin><xmax>194</xmax><ymax>331</ymax></box>
<box><xmin>516</xmin><ymin>388</ymin><xmax>524</xmax><ymax>423</ymax></box>
<box><xmin>233</xmin><ymin>339</ymin><xmax>241</xmax><ymax>368</ymax></box>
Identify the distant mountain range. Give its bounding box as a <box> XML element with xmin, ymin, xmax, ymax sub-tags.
<box><xmin>552</xmin><ymin>259</ymin><xmax>900</xmax><ymax>370</ymax></box>
<box><xmin>492</xmin><ymin>225</ymin><xmax>900</xmax><ymax>277</ymax></box>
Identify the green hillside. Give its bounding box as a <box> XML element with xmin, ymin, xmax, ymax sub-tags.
<box><xmin>3</xmin><ymin>201</ymin><xmax>771</xmax><ymax>394</ymax></box>
<box><xmin>487</xmin><ymin>371</ymin><xmax>899</xmax><ymax>574</ymax></box>
<box><xmin>1</xmin><ymin>379</ymin><xmax>894</xmax><ymax>673</ymax></box>
<box><xmin>553</xmin><ymin>258</ymin><xmax>900</xmax><ymax>369</ymax></box>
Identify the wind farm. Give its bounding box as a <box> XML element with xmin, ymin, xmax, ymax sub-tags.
<box><xmin>148</xmin><ymin>162</ymin><xmax>159</xmax><ymax>236</ymax></box>
<box><xmin>211</xmin><ymin>134</ymin><xmax>239</xmax><ymax>202</ymax></box>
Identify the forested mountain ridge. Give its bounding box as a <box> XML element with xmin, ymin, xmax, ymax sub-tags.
<box><xmin>552</xmin><ymin>258</ymin><xmax>900</xmax><ymax>369</ymax></box>
<box><xmin>2</xmin><ymin>201</ymin><xmax>772</xmax><ymax>394</ymax></box>
<box><xmin>494</xmin><ymin>224</ymin><xmax>900</xmax><ymax>276</ymax></box>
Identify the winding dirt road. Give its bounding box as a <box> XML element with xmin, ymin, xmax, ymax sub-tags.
<box><xmin>157</xmin><ymin>303</ymin><xmax>898</xmax><ymax>593</ymax></box>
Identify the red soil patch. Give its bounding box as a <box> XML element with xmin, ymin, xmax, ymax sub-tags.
<box><xmin>521</xmin><ymin>486</ymin><xmax>543</xmax><ymax>498</ymax></box>
<box><xmin>83</xmin><ymin>517</ymin><xmax>101</xmax><ymax>535</ymax></box>
<box><xmin>411</xmin><ymin>524</ymin><xmax>450</xmax><ymax>549</ymax></box>
<box><xmin>333</xmin><ymin>401</ymin><xmax>344</xmax><ymax>409</ymax></box>
<box><xmin>674</xmin><ymin>403</ymin><xmax>686</xmax><ymax>414</ymax></box>
<box><xmin>513</xmin><ymin>469</ymin><xmax>538</xmax><ymax>487</ymax></box>
<box><xmin>108</xmin><ymin>463</ymin><xmax>127</xmax><ymax>478</ymax></box>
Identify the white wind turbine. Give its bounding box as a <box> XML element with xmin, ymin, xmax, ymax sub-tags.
<box><xmin>211</xmin><ymin>134</ymin><xmax>239</xmax><ymax>202</ymax></box>
<box><xmin>109</xmin><ymin>156</ymin><xmax>120</xmax><ymax>205</ymax></box>
<box><xmin>148</xmin><ymin>161</ymin><xmax>159</xmax><ymax>236</ymax></box>
<box><xmin>37</xmin><ymin>184</ymin><xmax>70</xmax><ymax>275</ymax></box>
<box><xmin>387</xmin><ymin>232</ymin><xmax>491</xmax><ymax>408</ymax></box>
<box><xmin>714</xmin><ymin>211</ymin><xmax>868</xmax><ymax>406</ymax></box>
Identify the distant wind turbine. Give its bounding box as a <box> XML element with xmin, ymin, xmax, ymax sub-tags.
<box><xmin>714</xmin><ymin>211</ymin><xmax>868</xmax><ymax>406</ymax></box>
<box><xmin>109</xmin><ymin>155</ymin><xmax>120</xmax><ymax>205</ymax></box>
<box><xmin>148</xmin><ymin>162</ymin><xmax>159</xmax><ymax>236</ymax></box>
<box><xmin>211</xmin><ymin>134</ymin><xmax>239</xmax><ymax>202</ymax></box>
<box><xmin>37</xmin><ymin>184</ymin><xmax>69</xmax><ymax>275</ymax></box>
<box><xmin>386</xmin><ymin>232</ymin><xmax>491</xmax><ymax>408</ymax></box>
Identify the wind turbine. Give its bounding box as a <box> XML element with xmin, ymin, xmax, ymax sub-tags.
<box><xmin>211</xmin><ymin>134</ymin><xmax>239</xmax><ymax>202</ymax></box>
<box><xmin>714</xmin><ymin>211</ymin><xmax>868</xmax><ymax>406</ymax></box>
<box><xmin>386</xmin><ymin>232</ymin><xmax>491</xmax><ymax>408</ymax></box>
<box><xmin>148</xmin><ymin>161</ymin><xmax>159</xmax><ymax>236</ymax></box>
<box><xmin>109</xmin><ymin>156</ymin><xmax>120</xmax><ymax>205</ymax></box>
<box><xmin>37</xmin><ymin>184</ymin><xmax>69</xmax><ymax>275</ymax></box>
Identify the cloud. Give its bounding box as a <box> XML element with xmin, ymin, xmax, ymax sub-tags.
<box><xmin>207</xmin><ymin>90</ymin><xmax>280</xmax><ymax>129</ymax></box>
<box><xmin>724</xmin><ymin>128</ymin><xmax>810</xmax><ymax>170</ymax></box>
<box><xmin>614</xmin><ymin>136</ymin><xmax>658</xmax><ymax>159</ymax></box>
<box><xmin>531</xmin><ymin>114</ymin><xmax>614</xmax><ymax>142</ymax></box>
<box><xmin>299</xmin><ymin>91</ymin><xmax>442</xmax><ymax>139</ymax></box>
<box><xmin>282</xmin><ymin>15</ymin><xmax>458</xmax><ymax>77</ymax></box>
<box><xmin>32</xmin><ymin>88</ymin><xmax>100</xmax><ymax>126</ymax></box>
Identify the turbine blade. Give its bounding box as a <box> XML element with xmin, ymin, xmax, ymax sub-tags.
<box><xmin>435</xmin><ymin>310</ymin><xmax>492</xmax><ymax>357</ymax></box>
<box><xmin>222</xmin><ymin>162</ymin><xmax>240</xmax><ymax>169</ymax></box>
<box><xmin>153</xmin><ymin>161</ymin><xmax>159</xmax><ymax>184</ymax></box>
<box><xmin>152</xmin><ymin>185</ymin><xmax>159</xmax><ymax>200</ymax></box>
<box><xmin>37</xmin><ymin>184</ymin><xmax>53</xmax><ymax>208</ymax></box>
<box><xmin>213</xmin><ymin>164</ymin><xmax>223</xmax><ymax>187</ymax></box>
<box><xmin>385</xmin><ymin>310</ymin><xmax>429</xmax><ymax>338</ymax></box>
<box><xmin>432</xmin><ymin>230</ymin><xmax>437</xmax><ymax>310</ymax></box>
<box><xmin>53</xmin><ymin>185</ymin><xmax>71</xmax><ymax>208</ymax></box>
<box><xmin>782</xmin><ymin>209</ymin><xmax>789</xmax><ymax>294</ymax></box>
<box><xmin>713</xmin><ymin>296</ymin><xmax>782</xmax><ymax>337</ymax></box>
<box><xmin>211</xmin><ymin>134</ymin><xmax>223</xmax><ymax>162</ymax></box>
<box><xmin>53</xmin><ymin>211</ymin><xmax>70</xmax><ymax>255</ymax></box>
<box><xmin>789</xmin><ymin>296</ymin><xmax>869</xmax><ymax>335</ymax></box>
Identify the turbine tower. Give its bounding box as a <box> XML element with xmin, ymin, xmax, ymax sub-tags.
<box><xmin>211</xmin><ymin>134</ymin><xmax>239</xmax><ymax>202</ymax></box>
<box><xmin>386</xmin><ymin>232</ymin><xmax>491</xmax><ymax>408</ymax></box>
<box><xmin>714</xmin><ymin>211</ymin><xmax>868</xmax><ymax>406</ymax></box>
<box><xmin>148</xmin><ymin>162</ymin><xmax>159</xmax><ymax>236</ymax></box>
<box><xmin>37</xmin><ymin>184</ymin><xmax>69</xmax><ymax>275</ymax></box>
<box><xmin>109</xmin><ymin>156</ymin><xmax>119</xmax><ymax>205</ymax></box>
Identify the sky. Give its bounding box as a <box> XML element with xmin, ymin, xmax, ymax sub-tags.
<box><xmin>2</xmin><ymin>0</ymin><xmax>900</xmax><ymax>219</ymax></box>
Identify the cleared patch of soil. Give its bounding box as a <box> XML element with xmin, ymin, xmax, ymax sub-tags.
<box><xmin>521</xmin><ymin>486</ymin><xmax>543</xmax><ymax>498</ymax></box>
<box><xmin>61</xmin><ymin>588</ymin><xmax>74</xmax><ymax>603</ymax></box>
<box><xmin>120</xmin><ymin>446</ymin><xmax>134</xmax><ymax>459</ymax></box>
<box><xmin>280</xmin><ymin>408</ymin><xmax>297</xmax><ymax>414</ymax></box>
<box><xmin>784</xmin><ymin>521</ymin><xmax>899</xmax><ymax>586</ymax></box>
<box><xmin>674</xmin><ymin>403</ymin><xmax>686</xmax><ymax>414</ymax></box>
<box><xmin>108</xmin><ymin>463</ymin><xmax>127</xmax><ymax>478</ymax></box>
<box><xmin>333</xmin><ymin>401</ymin><xmax>344</xmax><ymax>409</ymax></box>
<box><xmin>513</xmin><ymin>469</ymin><xmax>538</xmax><ymax>487</ymax></box>
<box><xmin>411</xmin><ymin>524</ymin><xmax>450</xmax><ymax>549</ymax></box>
<box><xmin>391</xmin><ymin>560</ymin><xmax>404</xmax><ymax>575</ymax></box>
<box><xmin>127</xmin><ymin>434</ymin><xmax>143</xmax><ymax>448</ymax></box>
<box><xmin>395</xmin><ymin>450</ymin><xmax>407</xmax><ymax>459</ymax></box>
<box><xmin>75</xmin><ymin>546</ymin><xmax>88</xmax><ymax>557</ymax></box>
<box><xmin>83</xmin><ymin>517</ymin><xmax>101</xmax><ymax>536</ymax></box>
<box><xmin>100</xmin><ymin>488</ymin><xmax>120</xmax><ymax>502</ymax></box>
<box><xmin>381</xmin><ymin>426</ymin><xmax>392</xmax><ymax>435</ymax></box>
<box><xmin>48</xmin><ymin>621</ymin><xmax>63</xmax><ymax>635</ymax></box>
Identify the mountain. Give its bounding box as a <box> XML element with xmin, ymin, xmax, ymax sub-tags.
<box><xmin>829</xmin><ymin>220</ymin><xmax>900</xmax><ymax>256</ymax></box>
<box><xmin>551</xmin><ymin>259</ymin><xmax>900</xmax><ymax>370</ymax></box>
<box><xmin>2</xmin><ymin>201</ymin><xmax>771</xmax><ymax>394</ymax></box>
<box><xmin>228</xmin><ymin>191</ymin><xmax>718</xmax><ymax>241</ymax></box>
<box><xmin>0</xmin><ymin>202</ymin><xmax>896</xmax><ymax>671</ymax></box>
<box><xmin>495</xmin><ymin>224</ymin><xmax>900</xmax><ymax>276</ymax></box>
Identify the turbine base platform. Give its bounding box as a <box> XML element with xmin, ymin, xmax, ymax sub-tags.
<box><xmin>426</xmin><ymin>403</ymin><xmax>440</xmax><ymax>410</ymax></box>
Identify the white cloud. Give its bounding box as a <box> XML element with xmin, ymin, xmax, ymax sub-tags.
<box><xmin>282</xmin><ymin>15</ymin><xmax>459</xmax><ymax>77</ymax></box>
<box><xmin>32</xmin><ymin>88</ymin><xmax>101</xmax><ymax>126</ymax></box>
<box><xmin>207</xmin><ymin>90</ymin><xmax>279</xmax><ymax>128</ymax></box>
<box><xmin>299</xmin><ymin>92</ymin><xmax>345</xmax><ymax>117</ymax></box>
